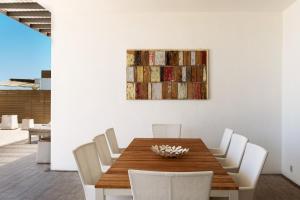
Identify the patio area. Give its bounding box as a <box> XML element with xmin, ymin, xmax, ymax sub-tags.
<box><xmin>0</xmin><ymin>124</ymin><xmax>35</xmax><ymax>167</ymax></box>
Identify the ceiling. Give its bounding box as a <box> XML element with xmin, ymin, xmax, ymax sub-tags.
<box><xmin>0</xmin><ymin>0</ymin><xmax>295</xmax><ymax>35</ymax></box>
<box><xmin>96</xmin><ymin>0</ymin><xmax>296</xmax><ymax>12</ymax></box>
<box><xmin>0</xmin><ymin>1</ymin><xmax>51</xmax><ymax>37</ymax></box>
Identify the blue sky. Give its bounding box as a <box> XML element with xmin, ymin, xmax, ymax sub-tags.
<box><xmin>0</xmin><ymin>13</ymin><xmax>51</xmax><ymax>81</ymax></box>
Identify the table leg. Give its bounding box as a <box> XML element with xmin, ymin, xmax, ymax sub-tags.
<box><xmin>28</xmin><ymin>133</ymin><xmax>31</xmax><ymax>144</ymax></box>
<box><xmin>95</xmin><ymin>188</ymin><xmax>105</xmax><ymax>200</ymax></box>
<box><xmin>229</xmin><ymin>190</ymin><xmax>238</xmax><ymax>200</ymax></box>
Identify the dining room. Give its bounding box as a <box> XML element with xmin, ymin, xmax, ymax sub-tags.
<box><xmin>51</xmin><ymin>0</ymin><xmax>299</xmax><ymax>198</ymax></box>
<box><xmin>1</xmin><ymin>0</ymin><xmax>300</xmax><ymax>199</ymax></box>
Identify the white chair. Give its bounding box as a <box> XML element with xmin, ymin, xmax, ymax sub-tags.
<box><xmin>209</xmin><ymin>128</ymin><xmax>233</xmax><ymax>157</ymax></box>
<box><xmin>93</xmin><ymin>134</ymin><xmax>116</xmax><ymax>171</ymax></box>
<box><xmin>128</xmin><ymin>170</ymin><xmax>213</xmax><ymax>200</ymax></box>
<box><xmin>217</xmin><ymin>133</ymin><xmax>248</xmax><ymax>172</ymax></box>
<box><xmin>73</xmin><ymin>142</ymin><xmax>102</xmax><ymax>200</ymax></box>
<box><xmin>229</xmin><ymin>143</ymin><xmax>268</xmax><ymax>200</ymax></box>
<box><xmin>1</xmin><ymin>115</ymin><xmax>18</xmax><ymax>130</ymax></box>
<box><xmin>106</xmin><ymin>128</ymin><xmax>125</xmax><ymax>154</ymax></box>
<box><xmin>152</xmin><ymin>124</ymin><xmax>182</xmax><ymax>138</ymax></box>
<box><xmin>21</xmin><ymin>119</ymin><xmax>34</xmax><ymax>130</ymax></box>
<box><xmin>73</xmin><ymin>142</ymin><xmax>132</xmax><ymax>200</ymax></box>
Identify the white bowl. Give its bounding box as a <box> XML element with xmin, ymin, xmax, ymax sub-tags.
<box><xmin>151</xmin><ymin>144</ymin><xmax>189</xmax><ymax>158</ymax></box>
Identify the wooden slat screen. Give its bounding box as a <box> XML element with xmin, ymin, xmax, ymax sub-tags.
<box><xmin>0</xmin><ymin>90</ymin><xmax>50</xmax><ymax>124</ymax></box>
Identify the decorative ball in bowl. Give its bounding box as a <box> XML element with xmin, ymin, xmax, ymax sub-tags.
<box><xmin>151</xmin><ymin>145</ymin><xmax>189</xmax><ymax>158</ymax></box>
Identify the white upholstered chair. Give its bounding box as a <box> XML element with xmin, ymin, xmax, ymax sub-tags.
<box><xmin>106</xmin><ymin>128</ymin><xmax>125</xmax><ymax>154</ymax></box>
<box><xmin>152</xmin><ymin>124</ymin><xmax>182</xmax><ymax>138</ymax></box>
<box><xmin>1</xmin><ymin>115</ymin><xmax>18</xmax><ymax>130</ymax></box>
<box><xmin>73</xmin><ymin>142</ymin><xmax>132</xmax><ymax>200</ymax></box>
<box><xmin>217</xmin><ymin>133</ymin><xmax>248</xmax><ymax>172</ymax></box>
<box><xmin>21</xmin><ymin>119</ymin><xmax>34</xmax><ymax>130</ymax></box>
<box><xmin>209</xmin><ymin>128</ymin><xmax>233</xmax><ymax>157</ymax></box>
<box><xmin>73</xmin><ymin>142</ymin><xmax>102</xmax><ymax>200</ymax></box>
<box><xmin>93</xmin><ymin>134</ymin><xmax>116</xmax><ymax>172</ymax></box>
<box><xmin>229</xmin><ymin>143</ymin><xmax>268</xmax><ymax>200</ymax></box>
<box><xmin>128</xmin><ymin>170</ymin><xmax>213</xmax><ymax>200</ymax></box>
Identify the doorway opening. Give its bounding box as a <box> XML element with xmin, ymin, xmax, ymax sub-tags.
<box><xmin>0</xmin><ymin>1</ymin><xmax>51</xmax><ymax>166</ymax></box>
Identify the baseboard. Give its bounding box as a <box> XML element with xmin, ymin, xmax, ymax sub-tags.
<box><xmin>252</xmin><ymin>173</ymin><xmax>300</xmax><ymax>188</ymax></box>
<box><xmin>50</xmin><ymin>169</ymin><xmax>78</xmax><ymax>172</ymax></box>
<box><xmin>261</xmin><ymin>172</ymin><xmax>281</xmax><ymax>175</ymax></box>
<box><xmin>280</xmin><ymin>174</ymin><xmax>300</xmax><ymax>188</ymax></box>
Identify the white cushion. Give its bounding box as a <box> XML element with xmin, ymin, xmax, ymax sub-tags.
<box><xmin>1</xmin><ymin>115</ymin><xmax>18</xmax><ymax>130</ymax></box>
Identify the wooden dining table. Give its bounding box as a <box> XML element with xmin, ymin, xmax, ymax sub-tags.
<box><xmin>95</xmin><ymin>138</ymin><xmax>239</xmax><ymax>200</ymax></box>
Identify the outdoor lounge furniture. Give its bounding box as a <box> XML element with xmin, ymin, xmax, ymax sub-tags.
<box><xmin>36</xmin><ymin>138</ymin><xmax>51</xmax><ymax>164</ymax></box>
<box><xmin>1</xmin><ymin>115</ymin><xmax>18</xmax><ymax>130</ymax></box>
<box><xmin>0</xmin><ymin>129</ymin><xmax>28</xmax><ymax>147</ymax></box>
<box><xmin>21</xmin><ymin>119</ymin><xmax>34</xmax><ymax>130</ymax></box>
<box><xmin>28</xmin><ymin>124</ymin><xmax>51</xmax><ymax>144</ymax></box>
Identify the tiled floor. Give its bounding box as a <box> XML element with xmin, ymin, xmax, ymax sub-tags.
<box><xmin>0</xmin><ymin>154</ymin><xmax>84</xmax><ymax>200</ymax></box>
<box><xmin>0</xmin><ymin>139</ymin><xmax>37</xmax><ymax>167</ymax></box>
<box><xmin>0</xmin><ymin>153</ymin><xmax>299</xmax><ymax>200</ymax></box>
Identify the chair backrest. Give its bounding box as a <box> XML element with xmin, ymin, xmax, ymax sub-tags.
<box><xmin>129</xmin><ymin>170</ymin><xmax>213</xmax><ymax>200</ymax></box>
<box><xmin>93</xmin><ymin>134</ymin><xmax>113</xmax><ymax>166</ymax></box>
<box><xmin>219</xmin><ymin>128</ymin><xmax>234</xmax><ymax>155</ymax></box>
<box><xmin>73</xmin><ymin>142</ymin><xmax>102</xmax><ymax>185</ymax></box>
<box><xmin>152</xmin><ymin>124</ymin><xmax>182</xmax><ymax>138</ymax></box>
<box><xmin>238</xmin><ymin>143</ymin><xmax>268</xmax><ymax>188</ymax></box>
<box><xmin>105</xmin><ymin>128</ymin><xmax>120</xmax><ymax>154</ymax></box>
<box><xmin>226</xmin><ymin>133</ymin><xmax>248</xmax><ymax>168</ymax></box>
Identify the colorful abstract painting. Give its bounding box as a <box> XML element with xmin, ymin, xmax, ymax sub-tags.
<box><xmin>126</xmin><ymin>49</ymin><xmax>208</xmax><ymax>100</ymax></box>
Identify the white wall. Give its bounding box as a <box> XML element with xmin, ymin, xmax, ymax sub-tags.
<box><xmin>282</xmin><ymin>0</ymin><xmax>300</xmax><ymax>185</ymax></box>
<box><xmin>44</xmin><ymin>1</ymin><xmax>283</xmax><ymax>172</ymax></box>
<box><xmin>40</xmin><ymin>78</ymin><xmax>51</xmax><ymax>90</ymax></box>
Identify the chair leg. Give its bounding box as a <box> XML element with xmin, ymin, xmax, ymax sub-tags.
<box><xmin>96</xmin><ymin>189</ymin><xmax>105</xmax><ymax>200</ymax></box>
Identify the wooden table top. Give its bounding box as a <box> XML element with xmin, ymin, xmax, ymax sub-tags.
<box><xmin>95</xmin><ymin>138</ymin><xmax>238</xmax><ymax>190</ymax></box>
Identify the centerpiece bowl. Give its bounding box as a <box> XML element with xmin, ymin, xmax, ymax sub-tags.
<box><xmin>151</xmin><ymin>144</ymin><xmax>189</xmax><ymax>158</ymax></box>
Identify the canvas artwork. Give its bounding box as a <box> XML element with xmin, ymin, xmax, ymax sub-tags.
<box><xmin>126</xmin><ymin>49</ymin><xmax>208</xmax><ymax>100</ymax></box>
